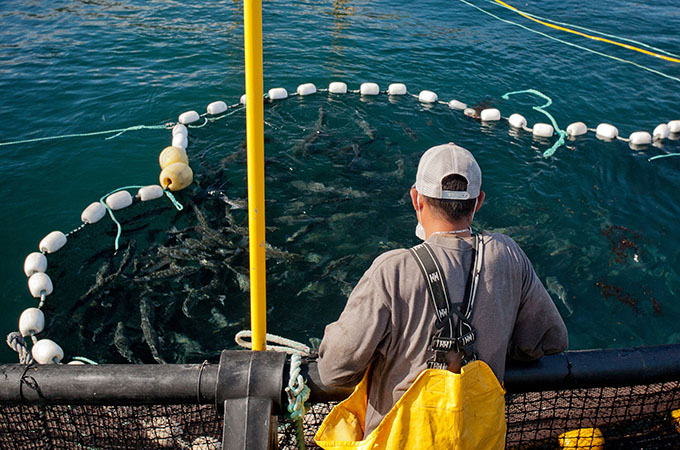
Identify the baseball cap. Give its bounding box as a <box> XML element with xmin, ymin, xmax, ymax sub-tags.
<box><xmin>414</xmin><ymin>143</ymin><xmax>481</xmax><ymax>200</ymax></box>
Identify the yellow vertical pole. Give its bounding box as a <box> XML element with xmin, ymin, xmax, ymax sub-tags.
<box><xmin>244</xmin><ymin>0</ymin><xmax>267</xmax><ymax>351</ymax></box>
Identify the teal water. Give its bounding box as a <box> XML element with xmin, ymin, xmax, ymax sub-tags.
<box><xmin>1</xmin><ymin>0</ymin><xmax>679</xmax><ymax>364</ymax></box>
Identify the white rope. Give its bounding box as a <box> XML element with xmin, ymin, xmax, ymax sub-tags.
<box><xmin>234</xmin><ymin>330</ymin><xmax>311</xmax><ymax>356</ymax></box>
<box><xmin>6</xmin><ymin>332</ymin><xmax>34</xmax><ymax>364</ymax></box>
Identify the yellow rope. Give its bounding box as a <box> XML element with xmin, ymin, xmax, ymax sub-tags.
<box><xmin>494</xmin><ymin>0</ymin><xmax>680</xmax><ymax>64</ymax></box>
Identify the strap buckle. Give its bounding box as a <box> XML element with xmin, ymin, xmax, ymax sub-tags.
<box><xmin>430</xmin><ymin>330</ymin><xmax>476</xmax><ymax>353</ymax></box>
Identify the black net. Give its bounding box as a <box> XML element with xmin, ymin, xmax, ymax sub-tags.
<box><xmin>0</xmin><ymin>404</ymin><xmax>222</xmax><ymax>449</ymax></box>
<box><xmin>2</xmin><ymin>381</ymin><xmax>679</xmax><ymax>449</ymax></box>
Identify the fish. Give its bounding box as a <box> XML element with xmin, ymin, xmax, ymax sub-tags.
<box><xmin>140</xmin><ymin>297</ymin><xmax>166</xmax><ymax>364</ymax></box>
<box><xmin>293</xmin><ymin>104</ymin><xmax>326</xmax><ymax>155</ymax></box>
<box><xmin>114</xmin><ymin>321</ymin><xmax>142</xmax><ymax>364</ymax></box>
<box><xmin>207</xmin><ymin>190</ymin><xmax>247</xmax><ymax>210</ymax></box>
<box><xmin>546</xmin><ymin>276</ymin><xmax>574</xmax><ymax>317</ymax></box>
<box><xmin>291</xmin><ymin>180</ymin><xmax>368</xmax><ymax>198</ymax></box>
<box><xmin>391</xmin><ymin>120</ymin><xmax>417</xmax><ymax>141</ymax></box>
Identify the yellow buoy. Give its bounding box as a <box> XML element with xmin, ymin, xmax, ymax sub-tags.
<box><xmin>671</xmin><ymin>409</ymin><xmax>680</xmax><ymax>433</ymax></box>
<box><xmin>159</xmin><ymin>162</ymin><xmax>193</xmax><ymax>191</ymax></box>
<box><xmin>558</xmin><ymin>428</ymin><xmax>604</xmax><ymax>450</ymax></box>
<box><xmin>159</xmin><ymin>146</ymin><xmax>189</xmax><ymax>170</ymax></box>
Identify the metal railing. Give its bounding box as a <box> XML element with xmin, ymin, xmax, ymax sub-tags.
<box><xmin>1</xmin><ymin>344</ymin><xmax>679</xmax><ymax>449</ymax></box>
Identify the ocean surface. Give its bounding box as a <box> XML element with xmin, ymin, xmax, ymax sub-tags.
<box><xmin>1</xmin><ymin>0</ymin><xmax>679</xmax><ymax>364</ymax></box>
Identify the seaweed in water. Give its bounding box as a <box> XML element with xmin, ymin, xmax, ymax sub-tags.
<box><xmin>600</xmin><ymin>225</ymin><xmax>641</xmax><ymax>266</ymax></box>
<box><xmin>595</xmin><ymin>279</ymin><xmax>639</xmax><ymax>312</ymax></box>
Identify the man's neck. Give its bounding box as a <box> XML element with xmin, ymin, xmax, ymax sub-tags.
<box><xmin>426</xmin><ymin>219</ymin><xmax>472</xmax><ymax>239</ymax></box>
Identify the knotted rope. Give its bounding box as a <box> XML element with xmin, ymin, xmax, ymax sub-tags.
<box><xmin>7</xmin><ymin>332</ymin><xmax>35</xmax><ymax>364</ymax></box>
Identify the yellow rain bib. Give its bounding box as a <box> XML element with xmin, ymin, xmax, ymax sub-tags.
<box><xmin>315</xmin><ymin>360</ymin><xmax>506</xmax><ymax>450</ymax></box>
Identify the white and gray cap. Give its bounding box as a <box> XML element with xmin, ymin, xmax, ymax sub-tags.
<box><xmin>414</xmin><ymin>143</ymin><xmax>481</xmax><ymax>200</ymax></box>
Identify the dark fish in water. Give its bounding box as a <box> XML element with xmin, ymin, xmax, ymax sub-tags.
<box><xmin>355</xmin><ymin>113</ymin><xmax>374</xmax><ymax>140</ymax></box>
<box><xmin>207</xmin><ymin>190</ymin><xmax>247</xmax><ymax>210</ymax></box>
<box><xmin>546</xmin><ymin>276</ymin><xmax>573</xmax><ymax>317</ymax></box>
<box><xmin>114</xmin><ymin>321</ymin><xmax>141</xmax><ymax>364</ymax></box>
<box><xmin>293</xmin><ymin>104</ymin><xmax>326</xmax><ymax>156</ymax></box>
<box><xmin>140</xmin><ymin>297</ymin><xmax>166</xmax><ymax>364</ymax></box>
<box><xmin>286</xmin><ymin>223</ymin><xmax>312</xmax><ymax>243</ymax></box>
<box><xmin>391</xmin><ymin>120</ymin><xmax>417</xmax><ymax>141</ymax></box>
<box><xmin>134</xmin><ymin>262</ymin><xmax>200</xmax><ymax>282</ymax></box>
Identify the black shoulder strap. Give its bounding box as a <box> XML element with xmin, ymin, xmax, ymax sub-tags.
<box><xmin>410</xmin><ymin>243</ymin><xmax>455</xmax><ymax>338</ymax></box>
<box><xmin>409</xmin><ymin>240</ymin><xmax>479</xmax><ymax>369</ymax></box>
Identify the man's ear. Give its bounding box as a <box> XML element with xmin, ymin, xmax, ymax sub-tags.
<box><xmin>475</xmin><ymin>191</ymin><xmax>485</xmax><ymax>212</ymax></box>
<box><xmin>410</xmin><ymin>188</ymin><xmax>422</xmax><ymax>212</ymax></box>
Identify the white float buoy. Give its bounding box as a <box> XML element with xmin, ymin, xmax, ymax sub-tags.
<box><xmin>669</xmin><ymin>120</ymin><xmax>680</xmax><ymax>134</ymax></box>
<box><xmin>159</xmin><ymin>146</ymin><xmax>189</xmax><ymax>170</ymax></box>
<box><xmin>106</xmin><ymin>191</ymin><xmax>133</xmax><ymax>210</ymax></box>
<box><xmin>160</xmin><ymin>162</ymin><xmax>193</xmax><ymax>191</ymax></box>
<box><xmin>508</xmin><ymin>113</ymin><xmax>527</xmax><ymax>129</ymax></box>
<box><xmin>28</xmin><ymin>272</ymin><xmax>53</xmax><ymax>298</ymax></box>
<box><xmin>178</xmin><ymin>110</ymin><xmax>200</xmax><ymax>125</ymax></box>
<box><xmin>171</xmin><ymin>133</ymin><xmax>188</xmax><ymax>150</ymax></box>
<box><xmin>653</xmin><ymin>123</ymin><xmax>670</xmax><ymax>140</ymax></box>
<box><xmin>480</xmin><ymin>108</ymin><xmax>501</xmax><ymax>122</ymax></box>
<box><xmin>533</xmin><ymin>123</ymin><xmax>554</xmax><ymax>138</ymax></box>
<box><xmin>387</xmin><ymin>83</ymin><xmax>407</xmax><ymax>96</ymax></box>
<box><xmin>296</xmin><ymin>83</ymin><xmax>317</xmax><ymax>96</ymax></box>
<box><xmin>172</xmin><ymin>123</ymin><xmax>188</xmax><ymax>138</ymax></box>
<box><xmin>207</xmin><ymin>101</ymin><xmax>227</xmax><ymax>115</ymax></box>
<box><xmin>464</xmin><ymin>108</ymin><xmax>477</xmax><ymax>118</ymax></box>
<box><xmin>448</xmin><ymin>100</ymin><xmax>467</xmax><ymax>110</ymax></box>
<box><xmin>32</xmin><ymin>339</ymin><xmax>64</xmax><ymax>364</ymax></box>
<box><xmin>360</xmin><ymin>82</ymin><xmax>380</xmax><ymax>96</ymax></box>
<box><xmin>328</xmin><ymin>82</ymin><xmax>348</xmax><ymax>94</ymax></box>
<box><xmin>137</xmin><ymin>185</ymin><xmax>164</xmax><ymax>201</ymax></box>
<box><xmin>567</xmin><ymin>122</ymin><xmax>588</xmax><ymax>137</ymax></box>
<box><xmin>81</xmin><ymin>202</ymin><xmax>107</xmax><ymax>225</ymax></box>
<box><xmin>629</xmin><ymin>131</ymin><xmax>652</xmax><ymax>146</ymax></box>
<box><xmin>68</xmin><ymin>360</ymin><xmax>86</xmax><ymax>365</ymax></box>
<box><xmin>24</xmin><ymin>252</ymin><xmax>48</xmax><ymax>277</ymax></box>
<box><xmin>596</xmin><ymin>123</ymin><xmax>618</xmax><ymax>140</ymax></box>
<box><xmin>268</xmin><ymin>87</ymin><xmax>288</xmax><ymax>100</ymax></box>
<box><xmin>39</xmin><ymin>231</ymin><xmax>67</xmax><ymax>254</ymax></box>
<box><xmin>418</xmin><ymin>90</ymin><xmax>438</xmax><ymax>103</ymax></box>
<box><xmin>239</xmin><ymin>94</ymin><xmax>247</xmax><ymax>105</ymax></box>
<box><xmin>19</xmin><ymin>308</ymin><xmax>45</xmax><ymax>337</ymax></box>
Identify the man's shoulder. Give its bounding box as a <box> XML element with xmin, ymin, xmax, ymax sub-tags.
<box><xmin>482</xmin><ymin>231</ymin><xmax>520</xmax><ymax>248</ymax></box>
<box><xmin>369</xmin><ymin>248</ymin><xmax>413</xmax><ymax>271</ymax></box>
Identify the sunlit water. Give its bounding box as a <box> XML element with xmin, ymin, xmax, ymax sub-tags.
<box><xmin>1</xmin><ymin>0</ymin><xmax>679</xmax><ymax>363</ymax></box>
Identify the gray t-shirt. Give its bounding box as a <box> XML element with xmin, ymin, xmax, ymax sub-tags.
<box><xmin>318</xmin><ymin>232</ymin><xmax>568</xmax><ymax>436</ymax></box>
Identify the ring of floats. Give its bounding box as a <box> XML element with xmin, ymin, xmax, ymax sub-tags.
<box><xmin>11</xmin><ymin>81</ymin><xmax>680</xmax><ymax>365</ymax></box>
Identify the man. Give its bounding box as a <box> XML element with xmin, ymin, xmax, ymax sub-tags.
<box><xmin>317</xmin><ymin>143</ymin><xmax>568</xmax><ymax>438</ymax></box>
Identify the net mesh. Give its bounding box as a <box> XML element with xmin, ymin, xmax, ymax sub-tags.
<box><xmin>1</xmin><ymin>381</ymin><xmax>679</xmax><ymax>449</ymax></box>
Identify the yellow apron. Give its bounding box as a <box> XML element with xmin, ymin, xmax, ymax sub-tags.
<box><xmin>315</xmin><ymin>360</ymin><xmax>506</xmax><ymax>450</ymax></box>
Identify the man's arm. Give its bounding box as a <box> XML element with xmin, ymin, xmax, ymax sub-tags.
<box><xmin>508</xmin><ymin>246</ymin><xmax>568</xmax><ymax>361</ymax></box>
<box><xmin>317</xmin><ymin>267</ymin><xmax>392</xmax><ymax>388</ymax></box>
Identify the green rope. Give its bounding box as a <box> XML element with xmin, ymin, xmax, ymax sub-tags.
<box><xmin>482</xmin><ymin>0</ymin><xmax>680</xmax><ymax>60</ymax></box>
<box><xmin>72</xmin><ymin>356</ymin><xmax>98</xmax><ymax>365</ymax></box>
<box><xmin>457</xmin><ymin>0</ymin><xmax>680</xmax><ymax>84</ymax></box>
<box><xmin>286</xmin><ymin>354</ymin><xmax>310</xmax><ymax>450</ymax></box>
<box><xmin>0</xmin><ymin>124</ymin><xmax>170</xmax><ymax>148</ymax></box>
<box><xmin>501</xmin><ymin>89</ymin><xmax>568</xmax><ymax>157</ymax></box>
<box><xmin>649</xmin><ymin>153</ymin><xmax>680</xmax><ymax>162</ymax></box>
<box><xmin>100</xmin><ymin>185</ymin><xmax>184</xmax><ymax>251</ymax></box>
<box><xmin>188</xmin><ymin>118</ymin><xmax>209</xmax><ymax>129</ymax></box>
<box><xmin>164</xmin><ymin>189</ymin><xmax>184</xmax><ymax>211</ymax></box>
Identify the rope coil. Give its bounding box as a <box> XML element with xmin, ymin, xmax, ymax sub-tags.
<box><xmin>6</xmin><ymin>332</ymin><xmax>35</xmax><ymax>365</ymax></box>
<box><xmin>234</xmin><ymin>330</ymin><xmax>312</xmax><ymax>356</ymax></box>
